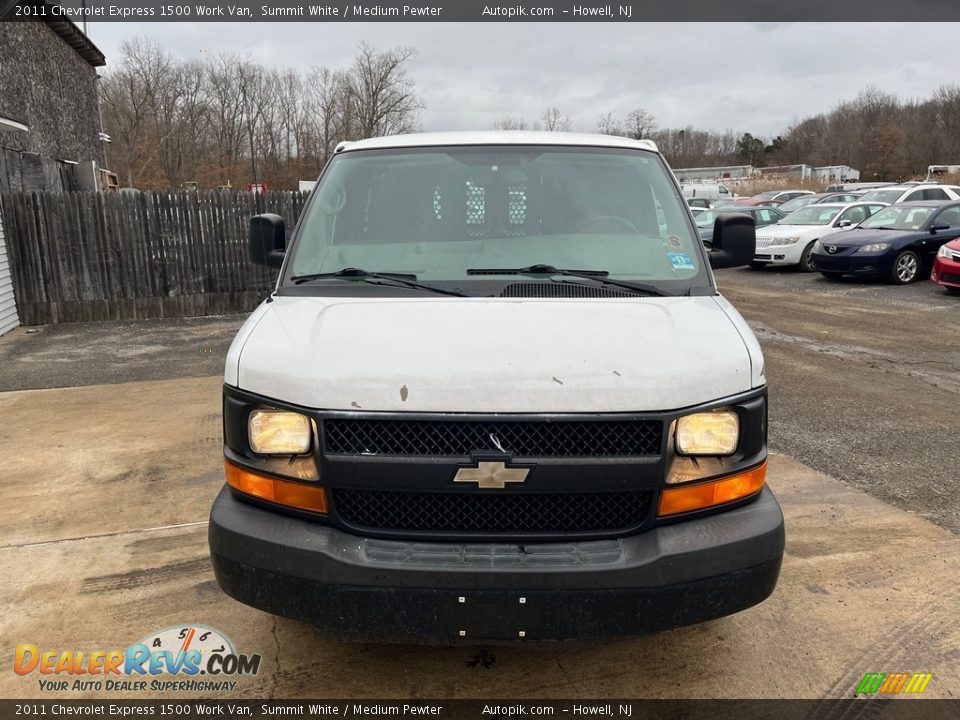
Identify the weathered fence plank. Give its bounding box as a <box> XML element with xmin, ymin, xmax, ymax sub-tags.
<box><xmin>0</xmin><ymin>190</ymin><xmax>293</xmax><ymax>325</ymax></box>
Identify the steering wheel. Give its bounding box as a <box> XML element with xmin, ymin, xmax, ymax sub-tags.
<box><xmin>575</xmin><ymin>215</ymin><xmax>641</xmax><ymax>234</ymax></box>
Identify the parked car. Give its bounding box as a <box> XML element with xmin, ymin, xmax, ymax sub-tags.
<box><xmin>825</xmin><ymin>181</ymin><xmax>895</xmax><ymax>193</ymax></box>
<box><xmin>734</xmin><ymin>189</ymin><xmax>814</xmax><ymax>207</ymax></box>
<box><xmin>776</xmin><ymin>192</ymin><xmax>864</xmax><ymax>215</ymax></box>
<box><xmin>687</xmin><ymin>197</ymin><xmax>724</xmax><ymax>210</ymax></box>
<box><xmin>931</xmin><ymin>237</ymin><xmax>960</xmax><ymax>294</ymax></box>
<box><xmin>858</xmin><ymin>184</ymin><xmax>960</xmax><ymax>205</ymax></box>
<box><xmin>697</xmin><ymin>206</ymin><xmax>785</xmax><ymax>247</ymax></box>
<box><xmin>753</xmin><ymin>202</ymin><xmax>887</xmax><ymax>271</ymax></box>
<box><xmin>689</xmin><ymin>206</ymin><xmax>707</xmax><ymax>218</ymax></box>
<box><xmin>681</xmin><ymin>182</ymin><xmax>735</xmax><ymax>204</ymax></box>
<box><xmin>810</xmin><ymin>201</ymin><xmax>960</xmax><ymax>284</ymax></box>
<box><xmin>210</xmin><ymin>131</ymin><xmax>783</xmax><ymax>644</ymax></box>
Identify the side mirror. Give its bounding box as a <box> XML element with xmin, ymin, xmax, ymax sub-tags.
<box><xmin>837</xmin><ymin>219</ymin><xmax>853</xmax><ymax>228</ymax></box>
<box><xmin>930</xmin><ymin>223</ymin><xmax>950</xmax><ymax>234</ymax></box>
<box><xmin>708</xmin><ymin>214</ymin><xmax>756</xmax><ymax>269</ymax></box>
<box><xmin>249</xmin><ymin>214</ymin><xmax>286</xmax><ymax>268</ymax></box>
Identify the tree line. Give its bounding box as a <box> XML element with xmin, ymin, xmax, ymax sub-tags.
<box><xmin>100</xmin><ymin>39</ymin><xmax>422</xmax><ymax>190</ymax></box>
<box><xmin>100</xmin><ymin>39</ymin><xmax>960</xmax><ymax>189</ymax></box>
<box><xmin>509</xmin><ymin>87</ymin><xmax>960</xmax><ymax>180</ymax></box>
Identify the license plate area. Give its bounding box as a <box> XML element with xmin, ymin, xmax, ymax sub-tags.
<box><xmin>451</xmin><ymin>593</ymin><xmax>538</xmax><ymax>641</ymax></box>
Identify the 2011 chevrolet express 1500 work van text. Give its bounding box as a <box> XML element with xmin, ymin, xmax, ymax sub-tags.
<box><xmin>209</xmin><ymin>132</ymin><xmax>784</xmax><ymax>643</ymax></box>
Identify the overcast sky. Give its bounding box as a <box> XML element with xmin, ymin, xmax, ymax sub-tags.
<box><xmin>83</xmin><ymin>22</ymin><xmax>959</xmax><ymax>137</ymax></box>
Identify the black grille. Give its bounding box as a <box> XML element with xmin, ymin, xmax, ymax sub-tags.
<box><xmin>499</xmin><ymin>282</ymin><xmax>636</xmax><ymax>299</ymax></box>
<box><xmin>333</xmin><ymin>489</ymin><xmax>653</xmax><ymax>534</ymax></box>
<box><xmin>323</xmin><ymin>418</ymin><xmax>662</xmax><ymax>457</ymax></box>
<box><xmin>942</xmin><ymin>272</ymin><xmax>960</xmax><ymax>284</ymax></box>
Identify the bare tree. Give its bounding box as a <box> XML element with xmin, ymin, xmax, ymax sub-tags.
<box><xmin>305</xmin><ymin>67</ymin><xmax>350</xmax><ymax>170</ymax></box>
<box><xmin>492</xmin><ymin>116</ymin><xmax>530</xmax><ymax>131</ymax></box>
<box><xmin>345</xmin><ymin>43</ymin><xmax>422</xmax><ymax>139</ymax></box>
<box><xmin>597</xmin><ymin>111</ymin><xmax>621</xmax><ymax>136</ymax></box>
<box><xmin>99</xmin><ymin>38</ymin><xmax>175</xmax><ymax>186</ymax></box>
<box><xmin>205</xmin><ymin>54</ymin><xmax>247</xmax><ymax>184</ymax></box>
<box><xmin>596</xmin><ymin>109</ymin><xmax>655</xmax><ymax>139</ymax></box>
<box><xmin>623</xmin><ymin>109</ymin><xmax>656</xmax><ymax>139</ymax></box>
<box><xmin>539</xmin><ymin>106</ymin><xmax>571</xmax><ymax>132</ymax></box>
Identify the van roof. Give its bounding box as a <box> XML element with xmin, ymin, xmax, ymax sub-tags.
<box><xmin>336</xmin><ymin>131</ymin><xmax>659</xmax><ymax>154</ymax></box>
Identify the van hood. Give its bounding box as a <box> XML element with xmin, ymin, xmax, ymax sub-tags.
<box><xmin>228</xmin><ymin>295</ymin><xmax>762</xmax><ymax>413</ymax></box>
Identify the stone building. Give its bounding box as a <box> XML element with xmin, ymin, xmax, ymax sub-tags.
<box><xmin>0</xmin><ymin>6</ymin><xmax>108</xmax><ymax>334</ymax></box>
<box><xmin>0</xmin><ymin>10</ymin><xmax>107</xmax><ymax>192</ymax></box>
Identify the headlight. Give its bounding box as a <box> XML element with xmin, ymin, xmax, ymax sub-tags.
<box><xmin>857</xmin><ymin>243</ymin><xmax>890</xmax><ymax>253</ymax></box>
<box><xmin>675</xmin><ymin>411</ymin><xmax>740</xmax><ymax>456</ymax></box>
<box><xmin>248</xmin><ymin>410</ymin><xmax>311</xmax><ymax>454</ymax></box>
<box><xmin>939</xmin><ymin>244</ymin><xmax>953</xmax><ymax>258</ymax></box>
<box><xmin>771</xmin><ymin>236</ymin><xmax>801</xmax><ymax>246</ymax></box>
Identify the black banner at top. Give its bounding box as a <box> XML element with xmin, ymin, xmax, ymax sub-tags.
<box><xmin>3</xmin><ymin>0</ymin><xmax>960</xmax><ymax>22</ymax></box>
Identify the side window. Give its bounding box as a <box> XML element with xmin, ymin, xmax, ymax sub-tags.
<box><xmin>839</xmin><ymin>206</ymin><xmax>867</xmax><ymax>225</ymax></box>
<box><xmin>905</xmin><ymin>208</ymin><xmax>929</xmax><ymax>229</ymax></box>
<box><xmin>934</xmin><ymin>207</ymin><xmax>960</xmax><ymax>228</ymax></box>
<box><xmin>757</xmin><ymin>209</ymin><xmax>774</xmax><ymax>224</ymax></box>
<box><xmin>921</xmin><ymin>188</ymin><xmax>948</xmax><ymax>201</ymax></box>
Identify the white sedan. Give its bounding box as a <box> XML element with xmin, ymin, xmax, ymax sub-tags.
<box><xmin>753</xmin><ymin>201</ymin><xmax>888</xmax><ymax>271</ymax></box>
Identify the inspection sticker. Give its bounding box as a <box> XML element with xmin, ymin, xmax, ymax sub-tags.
<box><xmin>668</xmin><ymin>252</ymin><xmax>696</xmax><ymax>270</ymax></box>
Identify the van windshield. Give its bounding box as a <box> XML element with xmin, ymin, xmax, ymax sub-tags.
<box><xmin>283</xmin><ymin>145</ymin><xmax>709</xmax><ymax>296</ymax></box>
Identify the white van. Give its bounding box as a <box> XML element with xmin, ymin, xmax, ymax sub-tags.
<box><xmin>209</xmin><ymin>132</ymin><xmax>784</xmax><ymax>643</ymax></box>
<box><xmin>681</xmin><ymin>181</ymin><xmax>735</xmax><ymax>203</ymax></box>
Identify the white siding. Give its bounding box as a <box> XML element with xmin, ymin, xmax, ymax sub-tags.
<box><xmin>0</xmin><ymin>204</ymin><xmax>21</xmax><ymax>336</ymax></box>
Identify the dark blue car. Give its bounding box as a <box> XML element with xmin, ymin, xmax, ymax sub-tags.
<box><xmin>809</xmin><ymin>201</ymin><xmax>960</xmax><ymax>284</ymax></box>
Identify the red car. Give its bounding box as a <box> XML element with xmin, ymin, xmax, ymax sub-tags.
<box><xmin>931</xmin><ymin>237</ymin><xmax>960</xmax><ymax>294</ymax></box>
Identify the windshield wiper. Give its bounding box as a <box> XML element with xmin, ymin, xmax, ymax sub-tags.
<box><xmin>466</xmin><ymin>264</ymin><xmax>669</xmax><ymax>296</ymax></box>
<box><xmin>291</xmin><ymin>267</ymin><xmax>469</xmax><ymax>297</ymax></box>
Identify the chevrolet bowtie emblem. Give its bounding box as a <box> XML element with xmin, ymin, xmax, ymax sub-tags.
<box><xmin>453</xmin><ymin>461</ymin><xmax>530</xmax><ymax>489</ymax></box>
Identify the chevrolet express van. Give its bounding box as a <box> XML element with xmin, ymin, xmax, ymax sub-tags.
<box><xmin>209</xmin><ymin>132</ymin><xmax>784</xmax><ymax>643</ymax></box>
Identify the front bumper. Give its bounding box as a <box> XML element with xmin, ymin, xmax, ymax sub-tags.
<box><xmin>209</xmin><ymin>486</ymin><xmax>785</xmax><ymax>643</ymax></box>
<box><xmin>809</xmin><ymin>250</ymin><xmax>892</xmax><ymax>277</ymax></box>
<box><xmin>931</xmin><ymin>255</ymin><xmax>960</xmax><ymax>288</ymax></box>
<box><xmin>753</xmin><ymin>243</ymin><xmax>804</xmax><ymax>266</ymax></box>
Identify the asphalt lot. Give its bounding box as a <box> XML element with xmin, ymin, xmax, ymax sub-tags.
<box><xmin>719</xmin><ymin>266</ymin><xmax>960</xmax><ymax>534</ymax></box>
<box><xmin>1</xmin><ymin>269</ymin><xmax>958</xmax><ymax>699</ymax></box>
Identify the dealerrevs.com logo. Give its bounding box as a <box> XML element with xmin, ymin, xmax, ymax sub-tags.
<box><xmin>14</xmin><ymin>625</ymin><xmax>262</xmax><ymax>693</ymax></box>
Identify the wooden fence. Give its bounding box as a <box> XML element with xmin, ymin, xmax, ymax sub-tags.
<box><xmin>0</xmin><ymin>190</ymin><xmax>308</xmax><ymax>325</ymax></box>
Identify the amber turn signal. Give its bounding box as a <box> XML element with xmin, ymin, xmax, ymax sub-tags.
<box><xmin>657</xmin><ymin>462</ymin><xmax>766</xmax><ymax>517</ymax></box>
<box><xmin>224</xmin><ymin>460</ymin><xmax>328</xmax><ymax>514</ymax></box>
